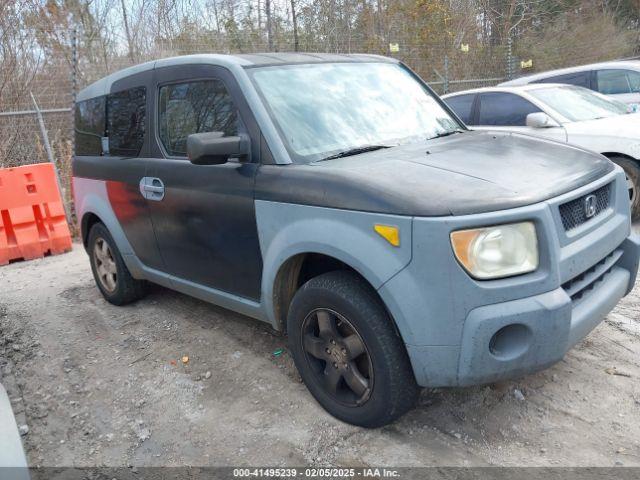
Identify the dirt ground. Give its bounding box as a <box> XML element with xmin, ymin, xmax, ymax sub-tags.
<box><xmin>1</xmin><ymin>226</ymin><xmax>639</xmax><ymax>468</ymax></box>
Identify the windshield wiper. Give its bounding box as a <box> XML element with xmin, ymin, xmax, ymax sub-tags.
<box><xmin>317</xmin><ymin>145</ymin><xmax>392</xmax><ymax>162</ymax></box>
<box><xmin>428</xmin><ymin>129</ymin><xmax>465</xmax><ymax>140</ymax></box>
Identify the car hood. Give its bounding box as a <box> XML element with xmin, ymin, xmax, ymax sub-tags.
<box><xmin>255</xmin><ymin>130</ymin><xmax>613</xmax><ymax>216</ymax></box>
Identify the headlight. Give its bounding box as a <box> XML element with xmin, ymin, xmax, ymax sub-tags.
<box><xmin>450</xmin><ymin>222</ymin><xmax>538</xmax><ymax>280</ymax></box>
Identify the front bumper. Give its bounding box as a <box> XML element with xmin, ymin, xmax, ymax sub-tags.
<box><xmin>454</xmin><ymin>235</ymin><xmax>637</xmax><ymax>386</ymax></box>
<box><xmin>378</xmin><ymin>169</ymin><xmax>640</xmax><ymax>387</ymax></box>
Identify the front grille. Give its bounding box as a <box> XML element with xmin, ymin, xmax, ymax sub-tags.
<box><xmin>562</xmin><ymin>249</ymin><xmax>622</xmax><ymax>303</ymax></box>
<box><xmin>559</xmin><ymin>183</ymin><xmax>611</xmax><ymax>231</ymax></box>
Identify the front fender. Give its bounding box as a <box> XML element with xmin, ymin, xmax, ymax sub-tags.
<box><xmin>568</xmin><ymin>132</ymin><xmax>640</xmax><ymax>160</ymax></box>
<box><xmin>255</xmin><ymin>200</ymin><xmax>413</xmax><ymax>330</ymax></box>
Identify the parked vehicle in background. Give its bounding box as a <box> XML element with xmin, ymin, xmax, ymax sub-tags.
<box><xmin>500</xmin><ymin>61</ymin><xmax>640</xmax><ymax>111</ymax></box>
<box><xmin>443</xmin><ymin>84</ymin><xmax>640</xmax><ymax>219</ymax></box>
<box><xmin>73</xmin><ymin>53</ymin><xmax>639</xmax><ymax>427</ymax></box>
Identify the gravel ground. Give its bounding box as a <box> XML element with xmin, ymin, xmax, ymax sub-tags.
<box><xmin>0</xmin><ymin>226</ymin><xmax>639</xmax><ymax>468</ymax></box>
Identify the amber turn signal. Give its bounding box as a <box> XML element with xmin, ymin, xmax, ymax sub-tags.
<box><xmin>374</xmin><ymin>224</ymin><xmax>400</xmax><ymax>247</ymax></box>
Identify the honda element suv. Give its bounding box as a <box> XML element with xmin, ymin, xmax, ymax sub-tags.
<box><xmin>73</xmin><ymin>53</ymin><xmax>640</xmax><ymax>427</ymax></box>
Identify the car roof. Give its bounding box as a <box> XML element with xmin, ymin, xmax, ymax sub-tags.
<box><xmin>77</xmin><ymin>52</ymin><xmax>394</xmax><ymax>102</ymax></box>
<box><xmin>442</xmin><ymin>83</ymin><xmax>574</xmax><ymax>98</ymax></box>
<box><xmin>499</xmin><ymin>59</ymin><xmax>640</xmax><ymax>86</ymax></box>
<box><xmin>228</xmin><ymin>52</ymin><xmax>393</xmax><ymax>66</ymax></box>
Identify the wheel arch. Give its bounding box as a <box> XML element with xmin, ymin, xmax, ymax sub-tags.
<box><xmin>268</xmin><ymin>251</ymin><xmax>405</xmax><ymax>343</ymax></box>
<box><xmin>81</xmin><ymin>211</ymin><xmax>103</xmax><ymax>249</ymax></box>
<box><xmin>602</xmin><ymin>153</ymin><xmax>640</xmax><ymax>219</ymax></box>
<box><xmin>601</xmin><ymin>152</ymin><xmax>639</xmax><ymax>163</ymax></box>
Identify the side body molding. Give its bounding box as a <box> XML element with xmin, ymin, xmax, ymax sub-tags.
<box><xmin>255</xmin><ymin>200</ymin><xmax>414</xmax><ymax>336</ymax></box>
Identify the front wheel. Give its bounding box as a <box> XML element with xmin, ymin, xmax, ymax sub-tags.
<box><xmin>287</xmin><ymin>271</ymin><xmax>419</xmax><ymax>428</ymax></box>
<box><xmin>611</xmin><ymin>156</ymin><xmax>640</xmax><ymax>220</ymax></box>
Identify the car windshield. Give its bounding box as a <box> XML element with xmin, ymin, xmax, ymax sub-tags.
<box><xmin>528</xmin><ymin>86</ymin><xmax>629</xmax><ymax>122</ymax></box>
<box><xmin>249</xmin><ymin>62</ymin><xmax>461</xmax><ymax>162</ymax></box>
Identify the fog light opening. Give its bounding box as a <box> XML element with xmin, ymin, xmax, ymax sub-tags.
<box><xmin>489</xmin><ymin>324</ymin><xmax>532</xmax><ymax>360</ymax></box>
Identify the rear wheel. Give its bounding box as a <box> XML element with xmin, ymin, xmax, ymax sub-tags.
<box><xmin>610</xmin><ymin>156</ymin><xmax>640</xmax><ymax>220</ymax></box>
<box><xmin>88</xmin><ymin>223</ymin><xmax>147</xmax><ymax>305</ymax></box>
<box><xmin>287</xmin><ymin>271</ymin><xmax>419</xmax><ymax>427</ymax></box>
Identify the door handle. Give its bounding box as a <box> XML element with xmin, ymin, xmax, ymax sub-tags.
<box><xmin>139</xmin><ymin>177</ymin><xmax>165</xmax><ymax>201</ymax></box>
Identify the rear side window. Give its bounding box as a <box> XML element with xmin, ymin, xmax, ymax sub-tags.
<box><xmin>158</xmin><ymin>79</ymin><xmax>238</xmax><ymax>157</ymax></box>
<box><xmin>535</xmin><ymin>72</ymin><xmax>591</xmax><ymax>88</ymax></box>
<box><xmin>597</xmin><ymin>69</ymin><xmax>640</xmax><ymax>94</ymax></box>
<box><xmin>477</xmin><ymin>92</ymin><xmax>541</xmax><ymax>126</ymax></box>
<box><xmin>107</xmin><ymin>87</ymin><xmax>146</xmax><ymax>157</ymax></box>
<box><xmin>445</xmin><ymin>94</ymin><xmax>476</xmax><ymax>124</ymax></box>
<box><xmin>75</xmin><ymin>97</ymin><xmax>105</xmax><ymax>156</ymax></box>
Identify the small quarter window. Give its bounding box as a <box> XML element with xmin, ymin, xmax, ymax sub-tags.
<box><xmin>597</xmin><ymin>69</ymin><xmax>640</xmax><ymax>95</ymax></box>
<box><xmin>75</xmin><ymin>97</ymin><xmax>105</xmax><ymax>156</ymax></box>
<box><xmin>107</xmin><ymin>86</ymin><xmax>146</xmax><ymax>157</ymax></box>
<box><xmin>445</xmin><ymin>94</ymin><xmax>476</xmax><ymax>125</ymax></box>
<box><xmin>536</xmin><ymin>72</ymin><xmax>591</xmax><ymax>88</ymax></box>
<box><xmin>158</xmin><ymin>79</ymin><xmax>238</xmax><ymax>157</ymax></box>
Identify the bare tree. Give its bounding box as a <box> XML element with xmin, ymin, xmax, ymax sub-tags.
<box><xmin>120</xmin><ymin>0</ymin><xmax>136</xmax><ymax>62</ymax></box>
<box><xmin>266</xmin><ymin>0</ymin><xmax>273</xmax><ymax>50</ymax></box>
<box><xmin>291</xmin><ymin>0</ymin><xmax>299</xmax><ymax>51</ymax></box>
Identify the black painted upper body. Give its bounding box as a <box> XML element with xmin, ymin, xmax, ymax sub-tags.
<box><xmin>254</xmin><ymin>130</ymin><xmax>613</xmax><ymax>216</ymax></box>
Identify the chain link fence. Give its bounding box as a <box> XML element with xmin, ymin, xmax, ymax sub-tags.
<box><xmin>0</xmin><ymin>27</ymin><xmax>75</xmax><ymax>224</ymax></box>
<box><xmin>1</xmin><ymin>25</ymin><xmax>639</xmax><ymax>227</ymax></box>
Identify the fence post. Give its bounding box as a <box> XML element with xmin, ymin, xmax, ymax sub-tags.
<box><xmin>506</xmin><ymin>36</ymin><xmax>513</xmax><ymax>80</ymax></box>
<box><xmin>31</xmin><ymin>93</ymin><xmax>71</xmax><ymax>224</ymax></box>
<box><xmin>444</xmin><ymin>55</ymin><xmax>449</xmax><ymax>94</ymax></box>
<box><xmin>71</xmin><ymin>27</ymin><xmax>77</xmax><ymax>156</ymax></box>
<box><xmin>31</xmin><ymin>93</ymin><xmax>56</xmax><ymax>167</ymax></box>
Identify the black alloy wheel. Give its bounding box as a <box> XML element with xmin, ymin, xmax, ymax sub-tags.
<box><xmin>287</xmin><ymin>271</ymin><xmax>419</xmax><ymax>428</ymax></box>
<box><xmin>301</xmin><ymin>308</ymin><xmax>373</xmax><ymax>407</ymax></box>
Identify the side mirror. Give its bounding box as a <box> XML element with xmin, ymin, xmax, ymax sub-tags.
<box><xmin>187</xmin><ymin>132</ymin><xmax>249</xmax><ymax>165</ymax></box>
<box><xmin>526</xmin><ymin>112</ymin><xmax>559</xmax><ymax>128</ymax></box>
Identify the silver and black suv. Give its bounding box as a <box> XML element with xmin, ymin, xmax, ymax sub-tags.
<box><xmin>73</xmin><ymin>53</ymin><xmax>639</xmax><ymax>427</ymax></box>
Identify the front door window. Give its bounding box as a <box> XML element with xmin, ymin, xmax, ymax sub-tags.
<box><xmin>158</xmin><ymin>80</ymin><xmax>238</xmax><ymax>157</ymax></box>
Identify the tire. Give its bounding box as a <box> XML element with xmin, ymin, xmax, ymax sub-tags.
<box><xmin>87</xmin><ymin>222</ymin><xmax>147</xmax><ymax>305</ymax></box>
<box><xmin>287</xmin><ymin>271</ymin><xmax>419</xmax><ymax>428</ymax></box>
<box><xmin>610</xmin><ymin>156</ymin><xmax>640</xmax><ymax>221</ymax></box>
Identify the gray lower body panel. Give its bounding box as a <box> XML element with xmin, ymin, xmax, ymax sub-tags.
<box><xmin>405</xmin><ymin>234</ymin><xmax>639</xmax><ymax>387</ymax></box>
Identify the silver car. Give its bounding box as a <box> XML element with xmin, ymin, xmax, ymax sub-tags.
<box><xmin>443</xmin><ymin>84</ymin><xmax>640</xmax><ymax>218</ymax></box>
<box><xmin>500</xmin><ymin>60</ymin><xmax>640</xmax><ymax>111</ymax></box>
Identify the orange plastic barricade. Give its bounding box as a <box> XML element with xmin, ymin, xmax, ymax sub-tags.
<box><xmin>0</xmin><ymin>163</ymin><xmax>72</xmax><ymax>265</ymax></box>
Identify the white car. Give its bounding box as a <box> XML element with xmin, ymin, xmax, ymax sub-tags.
<box><xmin>443</xmin><ymin>84</ymin><xmax>640</xmax><ymax>218</ymax></box>
<box><xmin>499</xmin><ymin>60</ymin><xmax>640</xmax><ymax>111</ymax></box>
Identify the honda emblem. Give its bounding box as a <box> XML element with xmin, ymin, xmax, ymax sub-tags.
<box><xmin>584</xmin><ymin>194</ymin><xmax>597</xmax><ymax>218</ymax></box>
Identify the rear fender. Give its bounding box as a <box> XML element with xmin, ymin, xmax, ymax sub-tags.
<box><xmin>73</xmin><ymin>177</ymin><xmax>143</xmax><ymax>278</ymax></box>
